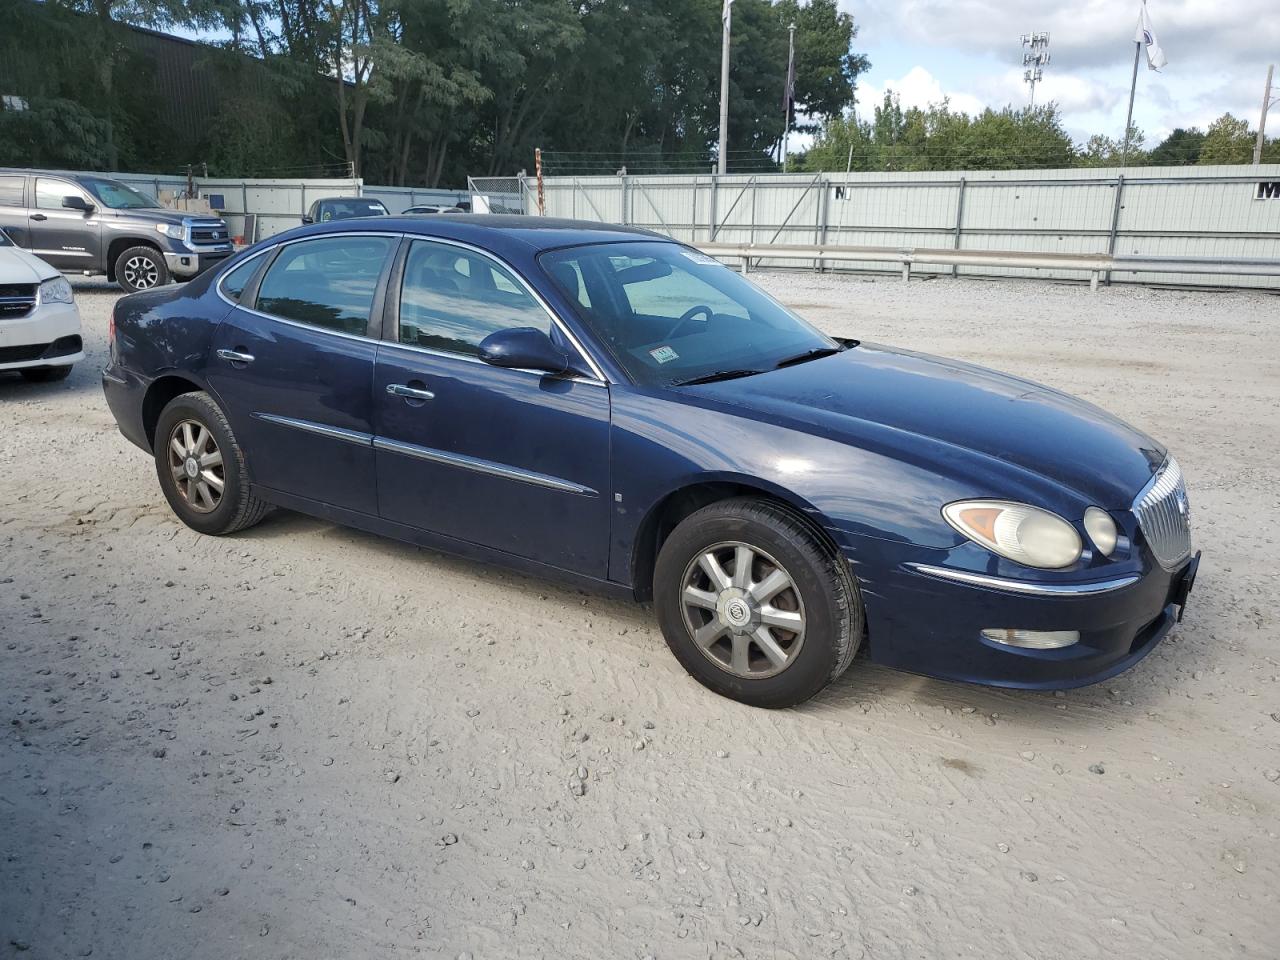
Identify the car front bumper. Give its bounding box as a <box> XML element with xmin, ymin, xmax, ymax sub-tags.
<box><xmin>0</xmin><ymin>300</ymin><xmax>85</xmax><ymax>371</ymax></box>
<box><xmin>164</xmin><ymin>247</ymin><xmax>232</xmax><ymax>279</ymax></box>
<box><xmin>856</xmin><ymin>547</ymin><xmax>1199</xmax><ymax>689</ymax></box>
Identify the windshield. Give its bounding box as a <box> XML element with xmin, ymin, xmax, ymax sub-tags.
<box><xmin>319</xmin><ymin>199</ymin><xmax>388</xmax><ymax>220</ymax></box>
<box><xmin>539</xmin><ymin>241</ymin><xmax>836</xmax><ymax>386</ymax></box>
<box><xmin>0</xmin><ymin>228</ymin><xmax>11</xmax><ymax>247</ymax></box>
<box><xmin>82</xmin><ymin>178</ymin><xmax>160</xmax><ymax>209</ymax></box>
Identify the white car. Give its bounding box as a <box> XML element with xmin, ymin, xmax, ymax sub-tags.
<box><xmin>0</xmin><ymin>228</ymin><xmax>83</xmax><ymax>382</ymax></box>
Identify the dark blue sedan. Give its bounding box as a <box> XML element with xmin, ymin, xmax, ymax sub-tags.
<box><xmin>102</xmin><ymin>216</ymin><xmax>1198</xmax><ymax>707</ymax></box>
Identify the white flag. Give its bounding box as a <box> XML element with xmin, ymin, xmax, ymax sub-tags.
<box><xmin>1134</xmin><ymin>2</ymin><xmax>1168</xmax><ymax>71</ymax></box>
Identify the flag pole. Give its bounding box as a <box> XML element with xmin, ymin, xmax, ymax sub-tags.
<box><xmin>717</xmin><ymin>0</ymin><xmax>732</xmax><ymax>175</ymax></box>
<box><xmin>1122</xmin><ymin>38</ymin><xmax>1141</xmax><ymax>165</ymax></box>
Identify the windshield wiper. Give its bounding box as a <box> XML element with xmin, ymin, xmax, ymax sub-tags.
<box><xmin>773</xmin><ymin>346</ymin><xmax>844</xmax><ymax>370</ymax></box>
<box><xmin>672</xmin><ymin>368</ymin><xmax>765</xmax><ymax>386</ymax></box>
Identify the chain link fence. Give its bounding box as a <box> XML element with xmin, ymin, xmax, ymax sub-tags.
<box><xmin>466</xmin><ymin>177</ymin><xmax>531</xmax><ymax>215</ymax></box>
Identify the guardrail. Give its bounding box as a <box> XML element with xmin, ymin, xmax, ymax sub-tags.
<box><xmin>695</xmin><ymin>242</ymin><xmax>1280</xmax><ymax>292</ymax></box>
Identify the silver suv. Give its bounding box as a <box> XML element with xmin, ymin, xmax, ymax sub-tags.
<box><xmin>0</xmin><ymin>169</ymin><xmax>233</xmax><ymax>292</ymax></box>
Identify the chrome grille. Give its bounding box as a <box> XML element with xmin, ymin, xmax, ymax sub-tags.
<box><xmin>0</xmin><ymin>282</ymin><xmax>37</xmax><ymax>319</ymax></box>
<box><xmin>1133</xmin><ymin>456</ymin><xmax>1192</xmax><ymax>569</ymax></box>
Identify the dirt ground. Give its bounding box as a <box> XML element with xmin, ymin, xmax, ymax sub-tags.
<box><xmin>2</xmin><ymin>271</ymin><xmax>1277</xmax><ymax>960</ymax></box>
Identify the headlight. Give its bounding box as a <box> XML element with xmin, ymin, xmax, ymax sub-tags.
<box><xmin>156</xmin><ymin>222</ymin><xmax>185</xmax><ymax>240</ymax></box>
<box><xmin>943</xmin><ymin>500</ymin><xmax>1082</xmax><ymax>569</ymax></box>
<box><xmin>38</xmin><ymin>275</ymin><xmax>74</xmax><ymax>305</ymax></box>
<box><xmin>1083</xmin><ymin>507</ymin><xmax>1118</xmax><ymax>556</ymax></box>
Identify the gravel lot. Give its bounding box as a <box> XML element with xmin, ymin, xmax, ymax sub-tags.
<box><xmin>2</xmin><ymin>272</ymin><xmax>1278</xmax><ymax>960</ymax></box>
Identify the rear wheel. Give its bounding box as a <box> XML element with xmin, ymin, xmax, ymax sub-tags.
<box><xmin>654</xmin><ymin>497</ymin><xmax>862</xmax><ymax>708</ymax></box>
<box><xmin>114</xmin><ymin>245</ymin><xmax>169</xmax><ymax>293</ymax></box>
<box><xmin>154</xmin><ymin>391</ymin><xmax>270</xmax><ymax>535</ymax></box>
<box><xmin>20</xmin><ymin>365</ymin><xmax>72</xmax><ymax>382</ymax></box>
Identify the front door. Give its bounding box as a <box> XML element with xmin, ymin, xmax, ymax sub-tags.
<box><xmin>29</xmin><ymin>177</ymin><xmax>100</xmax><ymax>271</ymax></box>
<box><xmin>373</xmin><ymin>238</ymin><xmax>611</xmax><ymax>577</ymax></box>
<box><xmin>207</xmin><ymin>233</ymin><xmax>397</xmax><ymax>516</ymax></box>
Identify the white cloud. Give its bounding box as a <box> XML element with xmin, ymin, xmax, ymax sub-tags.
<box><xmin>856</xmin><ymin>66</ymin><xmax>986</xmax><ymax>121</ymax></box>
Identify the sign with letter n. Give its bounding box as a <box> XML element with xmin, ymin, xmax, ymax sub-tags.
<box><xmin>1257</xmin><ymin>181</ymin><xmax>1280</xmax><ymax>200</ymax></box>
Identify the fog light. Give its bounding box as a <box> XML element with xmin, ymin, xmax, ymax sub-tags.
<box><xmin>981</xmin><ymin>628</ymin><xmax>1080</xmax><ymax>650</ymax></box>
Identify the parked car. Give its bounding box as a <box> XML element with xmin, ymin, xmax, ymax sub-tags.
<box><xmin>0</xmin><ymin>169</ymin><xmax>233</xmax><ymax>293</ymax></box>
<box><xmin>301</xmin><ymin>197</ymin><xmax>389</xmax><ymax>224</ymax></box>
<box><xmin>101</xmin><ymin>217</ymin><xmax>1198</xmax><ymax>707</ymax></box>
<box><xmin>402</xmin><ymin>204</ymin><xmax>465</xmax><ymax>215</ymax></box>
<box><xmin>0</xmin><ymin>227</ymin><xmax>83</xmax><ymax>381</ymax></box>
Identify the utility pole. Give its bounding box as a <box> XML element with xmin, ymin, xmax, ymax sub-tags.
<box><xmin>1255</xmin><ymin>64</ymin><xmax>1275</xmax><ymax>165</ymax></box>
<box><xmin>781</xmin><ymin>21</ymin><xmax>796</xmax><ymax>172</ymax></box>
<box><xmin>717</xmin><ymin>0</ymin><xmax>733</xmax><ymax>175</ymax></box>
<box><xmin>1020</xmin><ymin>32</ymin><xmax>1050</xmax><ymax>107</ymax></box>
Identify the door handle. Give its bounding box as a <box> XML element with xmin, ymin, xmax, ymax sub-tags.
<box><xmin>386</xmin><ymin>383</ymin><xmax>435</xmax><ymax>401</ymax></box>
<box><xmin>30</xmin><ymin>214</ymin><xmax>47</xmax><ymax>222</ymax></box>
<box><xmin>216</xmin><ymin>348</ymin><xmax>255</xmax><ymax>364</ymax></box>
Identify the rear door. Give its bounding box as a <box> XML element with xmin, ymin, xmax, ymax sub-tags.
<box><xmin>372</xmin><ymin>238</ymin><xmax>611</xmax><ymax>576</ymax></box>
<box><xmin>29</xmin><ymin>177</ymin><xmax>100</xmax><ymax>270</ymax></box>
<box><xmin>207</xmin><ymin>232</ymin><xmax>398</xmax><ymax>515</ymax></box>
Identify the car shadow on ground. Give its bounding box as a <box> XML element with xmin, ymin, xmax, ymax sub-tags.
<box><xmin>241</xmin><ymin>508</ymin><xmax>1190</xmax><ymax>732</ymax></box>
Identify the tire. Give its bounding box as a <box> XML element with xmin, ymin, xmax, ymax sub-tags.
<box><xmin>154</xmin><ymin>391</ymin><xmax>271</xmax><ymax>536</ymax></box>
<box><xmin>19</xmin><ymin>365</ymin><xmax>72</xmax><ymax>382</ymax></box>
<box><xmin>654</xmin><ymin>497</ymin><xmax>862</xmax><ymax>708</ymax></box>
<box><xmin>114</xmin><ymin>245</ymin><xmax>169</xmax><ymax>293</ymax></box>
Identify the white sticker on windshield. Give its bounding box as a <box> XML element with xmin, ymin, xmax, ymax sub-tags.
<box><xmin>649</xmin><ymin>345</ymin><xmax>679</xmax><ymax>364</ymax></box>
<box><xmin>680</xmin><ymin>250</ymin><xmax>720</xmax><ymax>267</ymax></box>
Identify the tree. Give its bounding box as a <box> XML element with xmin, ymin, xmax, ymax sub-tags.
<box><xmin>1148</xmin><ymin>127</ymin><xmax>1206</xmax><ymax>166</ymax></box>
<box><xmin>1197</xmin><ymin>113</ymin><xmax>1254</xmax><ymax>165</ymax></box>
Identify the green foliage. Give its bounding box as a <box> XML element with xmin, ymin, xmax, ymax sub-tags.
<box><xmin>0</xmin><ymin>98</ymin><xmax>111</xmax><ymax>168</ymax></box>
<box><xmin>1197</xmin><ymin>113</ymin><xmax>1254</xmax><ymax>165</ymax></box>
<box><xmin>1148</xmin><ymin>127</ymin><xmax>1206</xmax><ymax>165</ymax></box>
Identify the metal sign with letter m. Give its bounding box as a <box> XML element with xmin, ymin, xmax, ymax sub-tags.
<box><xmin>1257</xmin><ymin>181</ymin><xmax>1280</xmax><ymax>200</ymax></box>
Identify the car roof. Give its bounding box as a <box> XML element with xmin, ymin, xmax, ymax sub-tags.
<box><xmin>274</xmin><ymin>214</ymin><xmax>668</xmax><ymax>253</ymax></box>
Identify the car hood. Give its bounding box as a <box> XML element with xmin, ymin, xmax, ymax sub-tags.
<box><xmin>0</xmin><ymin>246</ymin><xmax>58</xmax><ymax>283</ymax></box>
<box><xmin>691</xmin><ymin>343</ymin><xmax>1165</xmax><ymax>509</ymax></box>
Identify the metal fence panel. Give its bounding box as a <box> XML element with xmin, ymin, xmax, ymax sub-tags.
<box><xmin>534</xmin><ymin>164</ymin><xmax>1280</xmax><ymax>289</ymax></box>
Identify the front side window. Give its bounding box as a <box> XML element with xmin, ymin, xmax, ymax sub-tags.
<box><xmin>35</xmin><ymin>178</ymin><xmax>91</xmax><ymax>210</ymax></box>
<box><xmin>540</xmin><ymin>241</ymin><xmax>835</xmax><ymax>387</ymax></box>
<box><xmin>0</xmin><ymin>228</ymin><xmax>12</xmax><ymax>247</ymax></box>
<box><xmin>255</xmin><ymin>235</ymin><xmax>393</xmax><ymax>336</ymax></box>
<box><xmin>398</xmin><ymin>240</ymin><xmax>553</xmax><ymax>357</ymax></box>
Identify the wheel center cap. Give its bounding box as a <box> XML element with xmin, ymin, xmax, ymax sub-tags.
<box><xmin>184</xmin><ymin>457</ymin><xmax>199</xmax><ymax>479</ymax></box>
<box><xmin>724</xmin><ymin>597</ymin><xmax>752</xmax><ymax>628</ymax></box>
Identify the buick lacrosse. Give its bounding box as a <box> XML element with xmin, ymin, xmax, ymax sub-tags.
<box><xmin>102</xmin><ymin>217</ymin><xmax>1198</xmax><ymax>707</ymax></box>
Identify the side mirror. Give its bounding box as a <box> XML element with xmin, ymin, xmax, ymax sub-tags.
<box><xmin>62</xmin><ymin>195</ymin><xmax>93</xmax><ymax>213</ymax></box>
<box><xmin>301</xmin><ymin>215</ymin><xmax>314</xmax><ymax>225</ymax></box>
<box><xmin>478</xmin><ymin>327</ymin><xmax>590</xmax><ymax>377</ymax></box>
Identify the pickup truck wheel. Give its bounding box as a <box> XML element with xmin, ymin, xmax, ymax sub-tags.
<box><xmin>154</xmin><ymin>391</ymin><xmax>271</xmax><ymax>536</ymax></box>
<box><xmin>654</xmin><ymin>497</ymin><xmax>863</xmax><ymax>708</ymax></box>
<box><xmin>20</xmin><ymin>365</ymin><xmax>73</xmax><ymax>382</ymax></box>
<box><xmin>115</xmin><ymin>245</ymin><xmax>169</xmax><ymax>292</ymax></box>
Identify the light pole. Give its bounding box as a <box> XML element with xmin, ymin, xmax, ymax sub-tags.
<box><xmin>781</xmin><ymin>21</ymin><xmax>796</xmax><ymax>172</ymax></box>
<box><xmin>717</xmin><ymin>0</ymin><xmax>733</xmax><ymax>175</ymax></box>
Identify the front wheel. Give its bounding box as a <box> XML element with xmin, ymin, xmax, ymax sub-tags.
<box><xmin>114</xmin><ymin>245</ymin><xmax>169</xmax><ymax>293</ymax></box>
<box><xmin>154</xmin><ymin>391</ymin><xmax>271</xmax><ymax>536</ymax></box>
<box><xmin>654</xmin><ymin>497</ymin><xmax>862</xmax><ymax>708</ymax></box>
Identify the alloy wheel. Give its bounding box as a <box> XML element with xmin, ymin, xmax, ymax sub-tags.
<box><xmin>679</xmin><ymin>540</ymin><xmax>806</xmax><ymax>679</ymax></box>
<box><xmin>167</xmin><ymin>419</ymin><xmax>224</xmax><ymax>513</ymax></box>
<box><xmin>123</xmin><ymin>255</ymin><xmax>160</xmax><ymax>289</ymax></box>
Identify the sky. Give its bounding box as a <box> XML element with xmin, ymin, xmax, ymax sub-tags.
<box><xmin>839</xmin><ymin>0</ymin><xmax>1280</xmax><ymax>147</ymax></box>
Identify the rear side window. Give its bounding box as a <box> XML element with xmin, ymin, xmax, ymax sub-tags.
<box><xmin>398</xmin><ymin>239</ymin><xmax>551</xmax><ymax>356</ymax></box>
<box><xmin>256</xmin><ymin>235</ymin><xmax>393</xmax><ymax>336</ymax></box>
<box><xmin>0</xmin><ymin>176</ymin><xmax>24</xmax><ymax>207</ymax></box>
<box><xmin>218</xmin><ymin>255</ymin><xmax>264</xmax><ymax>303</ymax></box>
